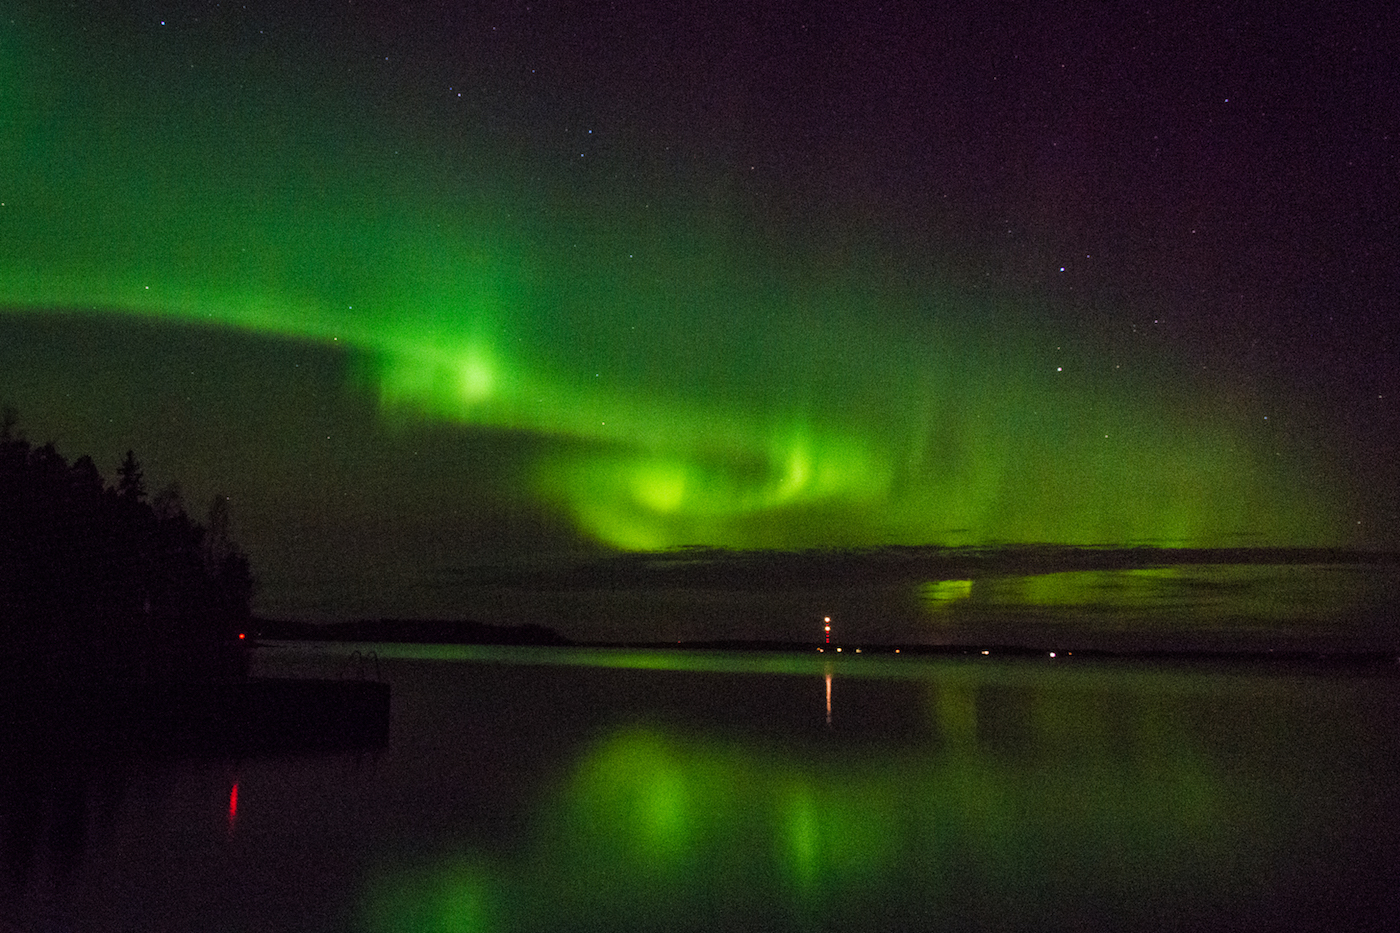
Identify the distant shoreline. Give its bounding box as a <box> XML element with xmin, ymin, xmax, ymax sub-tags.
<box><xmin>253</xmin><ymin>617</ymin><xmax>573</xmax><ymax>646</ymax></box>
<box><xmin>252</xmin><ymin>622</ymin><xmax>1400</xmax><ymax>673</ymax></box>
<box><xmin>251</xmin><ymin>545</ymin><xmax>1400</xmax><ymax>661</ymax></box>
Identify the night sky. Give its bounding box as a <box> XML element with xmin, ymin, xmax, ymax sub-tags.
<box><xmin>2</xmin><ymin>1</ymin><xmax>1395</xmax><ymax>622</ymax></box>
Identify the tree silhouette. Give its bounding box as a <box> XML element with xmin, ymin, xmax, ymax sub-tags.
<box><xmin>116</xmin><ymin>449</ymin><xmax>145</xmax><ymax>502</ymax></box>
<box><xmin>0</xmin><ymin>414</ymin><xmax>253</xmax><ymax>682</ymax></box>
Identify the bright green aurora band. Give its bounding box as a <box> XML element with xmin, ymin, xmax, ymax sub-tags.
<box><xmin>0</xmin><ymin>10</ymin><xmax>1339</xmax><ymax>552</ymax></box>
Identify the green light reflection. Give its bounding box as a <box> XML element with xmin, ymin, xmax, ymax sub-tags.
<box><xmin>353</xmin><ymin>653</ymin><xmax>1367</xmax><ymax>932</ymax></box>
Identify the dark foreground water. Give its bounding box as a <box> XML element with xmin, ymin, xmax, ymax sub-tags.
<box><xmin>3</xmin><ymin>642</ymin><xmax>1399</xmax><ymax>932</ymax></box>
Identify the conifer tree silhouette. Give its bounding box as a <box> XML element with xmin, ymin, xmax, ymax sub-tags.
<box><xmin>0</xmin><ymin>412</ymin><xmax>253</xmax><ymax>681</ymax></box>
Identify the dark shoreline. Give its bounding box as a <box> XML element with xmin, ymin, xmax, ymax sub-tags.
<box><xmin>255</xmin><ymin>616</ymin><xmax>573</xmax><ymax>646</ymax></box>
<box><xmin>253</xmin><ymin>625</ymin><xmax>1400</xmax><ymax>674</ymax></box>
<box><xmin>659</xmin><ymin>640</ymin><xmax>1400</xmax><ymax>673</ymax></box>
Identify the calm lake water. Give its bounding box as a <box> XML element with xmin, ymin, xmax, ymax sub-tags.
<box><xmin>3</xmin><ymin>642</ymin><xmax>1399</xmax><ymax>932</ymax></box>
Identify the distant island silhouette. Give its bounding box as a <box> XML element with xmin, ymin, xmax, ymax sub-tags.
<box><xmin>256</xmin><ymin>617</ymin><xmax>573</xmax><ymax>646</ymax></box>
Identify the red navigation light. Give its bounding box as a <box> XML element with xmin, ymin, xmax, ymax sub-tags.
<box><xmin>237</xmin><ymin>632</ymin><xmax>246</xmax><ymax>640</ymax></box>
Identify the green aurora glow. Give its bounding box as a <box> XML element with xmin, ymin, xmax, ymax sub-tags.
<box><xmin>0</xmin><ymin>7</ymin><xmax>1353</xmax><ymax>554</ymax></box>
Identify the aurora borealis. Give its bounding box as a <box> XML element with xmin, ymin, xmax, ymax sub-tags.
<box><xmin>2</xmin><ymin>2</ymin><xmax>1395</xmax><ymax>621</ymax></box>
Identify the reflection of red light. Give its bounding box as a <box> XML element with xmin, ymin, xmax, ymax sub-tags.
<box><xmin>228</xmin><ymin>782</ymin><xmax>239</xmax><ymax>835</ymax></box>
